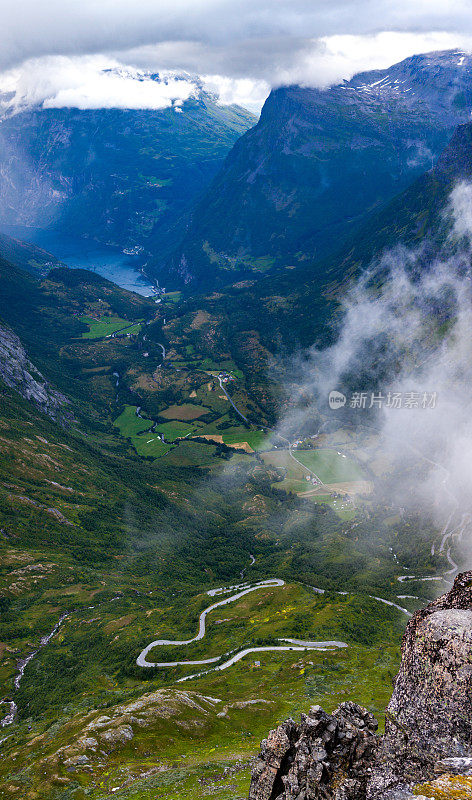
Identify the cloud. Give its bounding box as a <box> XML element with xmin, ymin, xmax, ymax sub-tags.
<box><xmin>276</xmin><ymin>185</ymin><xmax>472</xmax><ymax>568</ymax></box>
<box><xmin>0</xmin><ymin>56</ymin><xmax>200</xmax><ymax>113</ymax></box>
<box><xmin>4</xmin><ymin>31</ymin><xmax>472</xmax><ymax>115</ymax></box>
<box><xmin>448</xmin><ymin>181</ymin><xmax>472</xmax><ymax>247</ymax></box>
<box><xmin>3</xmin><ymin>2</ymin><xmax>472</xmax><ymax>111</ymax></box>
<box><xmin>3</xmin><ymin>0</ymin><xmax>472</xmax><ymax>74</ymax></box>
<box><xmin>199</xmin><ymin>74</ymin><xmax>269</xmax><ymax>112</ymax></box>
<box><xmin>45</xmin><ymin>70</ymin><xmax>195</xmax><ymax>112</ymax></box>
<box><xmin>288</xmin><ymin>32</ymin><xmax>472</xmax><ymax>88</ymax></box>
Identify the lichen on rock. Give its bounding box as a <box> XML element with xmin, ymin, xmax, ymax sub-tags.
<box><xmin>249</xmin><ymin>572</ymin><xmax>472</xmax><ymax>800</ymax></box>
<box><xmin>248</xmin><ymin>701</ymin><xmax>378</xmax><ymax>800</ymax></box>
<box><xmin>368</xmin><ymin>572</ymin><xmax>472</xmax><ymax>799</ymax></box>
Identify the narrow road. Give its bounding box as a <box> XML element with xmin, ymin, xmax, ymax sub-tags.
<box><xmin>218</xmin><ymin>376</ymin><xmax>248</xmax><ymax>422</ymax></box>
<box><xmin>106</xmin><ymin>321</ymin><xmax>142</xmax><ymax>338</ymax></box>
<box><xmin>137</xmin><ymin>579</ymin><xmax>285</xmax><ymax>667</ymax></box>
<box><xmin>136</xmin><ymin>570</ymin><xmax>411</xmax><ymax>680</ymax></box>
<box><xmin>273</xmin><ymin>429</ymin><xmax>326</xmax><ymax>488</ymax></box>
<box><xmin>240</xmin><ymin>553</ymin><xmax>255</xmax><ymax>580</ymax></box>
<box><xmin>176</xmin><ymin>641</ymin><xmax>347</xmax><ymax>683</ymax></box>
<box><xmin>215</xmin><ymin>378</ymin><xmax>324</xmax><ymax>487</ymax></box>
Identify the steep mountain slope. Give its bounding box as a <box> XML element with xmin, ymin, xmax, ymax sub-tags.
<box><xmin>167</xmin><ymin>50</ymin><xmax>472</xmax><ymax>288</ymax></box>
<box><xmin>0</xmin><ymin>78</ymin><xmax>255</xmax><ymax>258</ymax></box>
<box><xmin>324</xmin><ymin>117</ymin><xmax>472</xmax><ymax>270</ymax></box>
<box><xmin>282</xmin><ymin>117</ymin><xmax>472</xmax><ymax>346</ymax></box>
<box><xmin>0</xmin><ymin>230</ymin><xmax>62</xmax><ymax>273</ymax></box>
<box><xmin>180</xmin><ymin>117</ymin><xmax>472</xmax><ymax>369</ymax></box>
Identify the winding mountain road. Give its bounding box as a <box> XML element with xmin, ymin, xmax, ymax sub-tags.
<box><xmin>137</xmin><ymin>579</ymin><xmax>291</xmax><ymax>668</ymax></box>
<box><xmin>136</xmin><ymin>578</ymin><xmax>348</xmax><ymax>677</ymax></box>
<box><xmin>136</xmin><ymin>571</ymin><xmax>410</xmax><ymax>680</ymax></box>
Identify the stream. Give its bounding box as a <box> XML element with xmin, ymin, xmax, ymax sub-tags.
<box><xmin>0</xmin><ymin>596</ymin><xmax>121</xmax><ymax>729</ymax></box>
<box><xmin>0</xmin><ymin>612</ymin><xmax>69</xmax><ymax>728</ymax></box>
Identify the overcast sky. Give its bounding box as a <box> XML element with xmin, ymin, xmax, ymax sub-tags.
<box><xmin>2</xmin><ymin>1</ymin><xmax>472</xmax><ymax>112</ymax></box>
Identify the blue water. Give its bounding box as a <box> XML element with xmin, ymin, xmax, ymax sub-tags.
<box><xmin>0</xmin><ymin>225</ymin><xmax>156</xmax><ymax>297</ymax></box>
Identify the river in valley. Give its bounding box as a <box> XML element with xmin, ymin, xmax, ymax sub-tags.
<box><xmin>0</xmin><ymin>225</ymin><xmax>156</xmax><ymax>296</ymax></box>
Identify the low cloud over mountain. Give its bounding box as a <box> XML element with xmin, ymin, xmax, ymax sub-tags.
<box><xmin>278</xmin><ymin>183</ymin><xmax>472</xmax><ymax>566</ymax></box>
<box><xmin>3</xmin><ymin>2</ymin><xmax>472</xmax><ymax>111</ymax></box>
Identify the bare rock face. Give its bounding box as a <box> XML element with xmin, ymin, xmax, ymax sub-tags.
<box><xmin>0</xmin><ymin>322</ymin><xmax>68</xmax><ymax>419</ymax></box>
<box><xmin>367</xmin><ymin>571</ymin><xmax>472</xmax><ymax>798</ymax></box>
<box><xmin>248</xmin><ymin>702</ymin><xmax>379</xmax><ymax>800</ymax></box>
<box><xmin>249</xmin><ymin>572</ymin><xmax>472</xmax><ymax>800</ymax></box>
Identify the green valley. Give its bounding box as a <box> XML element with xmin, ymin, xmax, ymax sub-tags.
<box><xmin>0</xmin><ymin>201</ymin><xmax>460</xmax><ymax>800</ymax></box>
<box><xmin>2</xmin><ymin>40</ymin><xmax>471</xmax><ymax>800</ymax></box>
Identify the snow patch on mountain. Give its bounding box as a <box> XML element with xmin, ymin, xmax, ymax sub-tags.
<box><xmin>0</xmin><ymin>56</ymin><xmax>204</xmax><ymax>117</ymax></box>
<box><xmin>0</xmin><ymin>55</ymin><xmax>266</xmax><ymax>118</ymax></box>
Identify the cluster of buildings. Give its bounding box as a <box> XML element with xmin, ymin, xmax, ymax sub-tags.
<box><xmin>150</xmin><ymin>283</ymin><xmax>167</xmax><ymax>303</ymax></box>
<box><xmin>218</xmin><ymin>371</ymin><xmax>236</xmax><ymax>383</ymax></box>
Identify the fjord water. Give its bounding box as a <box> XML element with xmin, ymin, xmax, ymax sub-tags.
<box><xmin>0</xmin><ymin>225</ymin><xmax>155</xmax><ymax>296</ymax></box>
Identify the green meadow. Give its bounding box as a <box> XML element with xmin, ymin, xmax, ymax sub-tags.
<box><xmin>80</xmin><ymin>315</ymin><xmax>142</xmax><ymax>339</ymax></box>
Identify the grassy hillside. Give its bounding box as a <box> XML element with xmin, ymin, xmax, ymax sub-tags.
<box><xmin>0</xmin><ymin>253</ymin><xmax>448</xmax><ymax>800</ymax></box>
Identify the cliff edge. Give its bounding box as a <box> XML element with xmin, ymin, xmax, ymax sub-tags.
<box><xmin>248</xmin><ymin>571</ymin><xmax>472</xmax><ymax>800</ymax></box>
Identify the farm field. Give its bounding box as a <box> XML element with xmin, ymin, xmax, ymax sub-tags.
<box><xmin>161</xmin><ymin>440</ymin><xmax>219</xmax><ymax>466</ymax></box>
<box><xmin>160</xmin><ymin>403</ymin><xmax>211</xmax><ymax>421</ymax></box>
<box><xmin>261</xmin><ymin>448</ymin><xmax>364</xmax><ymax>485</ymax></box>
<box><xmin>114</xmin><ymin>405</ymin><xmax>152</xmax><ymax>437</ymax></box>
<box><xmin>295</xmin><ymin>449</ymin><xmax>364</xmax><ymax>484</ymax></box>
<box><xmin>136</xmin><ymin>436</ymin><xmax>173</xmax><ymax>457</ymax></box>
<box><xmin>113</xmin><ymin>405</ymin><xmax>173</xmax><ymax>457</ymax></box>
<box><xmin>154</xmin><ymin>420</ymin><xmax>196</xmax><ymax>440</ymax></box>
<box><xmin>80</xmin><ymin>315</ymin><xmax>142</xmax><ymax>339</ymax></box>
<box><xmin>261</xmin><ymin>448</ymin><xmax>369</xmax><ymax>513</ymax></box>
<box><xmin>222</xmin><ymin>429</ymin><xmax>271</xmax><ymax>451</ymax></box>
<box><xmin>113</xmin><ymin>409</ymin><xmax>271</xmax><ymax>462</ymax></box>
<box><xmin>162</xmin><ymin>291</ymin><xmax>182</xmax><ymax>302</ymax></box>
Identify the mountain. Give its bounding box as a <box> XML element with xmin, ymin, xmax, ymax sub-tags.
<box><xmin>0</xmin><ymin>73</ymin><xmax>256</xmax><ymax>259</ymax></box>
<box><xmin>0</xmin><ymin>230</ymin><xmax>63</xmax><ymax>273</ymax></box>
<box><xmin>180</xmin><ymin>116</ymin><xmax>472</xmax><ymax>372</ymax></box>
<box><xmin>283</xmin><ymin>117</ymin><xmax>472</xmax><ymax>345</ymax></box>
<box><xmin>324</xmin><ymin>117</ymin><xmax>472</xmax><ymax>267</ymax></box>
<box><xmin>166</xmin><ymin>50</ymin><xmax>472</xmax><ymax>288</ymax></box>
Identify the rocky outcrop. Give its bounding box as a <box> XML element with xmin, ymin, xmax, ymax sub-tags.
<box><xmin>0</xmin><ymin>322</ymin><xmax>68</xmax><ymax>419</ymax></box>
<box><xmin>249</xmin><ymin>572</ymin><xmax>472</xmax><ymax>800</ymax></box>
<box><xmin>248</xmin><ymin>702</ymin><xmax>378</xmax><ymax>800</ymax></box>
<box><xmin>368</xmin><ymin>571</ymin><xmax>472</xmax><ymax>798</ymax></box>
